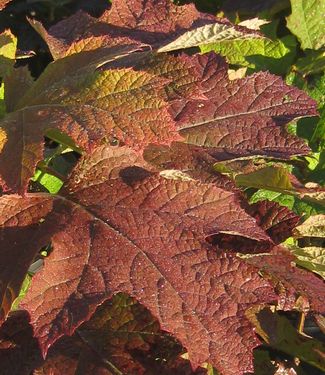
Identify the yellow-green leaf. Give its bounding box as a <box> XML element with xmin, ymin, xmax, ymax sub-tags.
<box><xmin>294</xmin><ymin>214</ymin><xmax>325</xmax><ymax>238</ymax></box>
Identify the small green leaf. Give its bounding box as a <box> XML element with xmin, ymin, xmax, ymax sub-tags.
<box><xmin>200</xmin><ymin>35</ymin><xmax>296</xmax><ymax>75</ymax></box>
<box><xmin>11</xmin><ymin>273</ymin><xmax>32</xmax><ymax>311</ymax></box>
<box><xmin>235</xmin><ymin>166</ymin><xmax>293</xmax><ymax>191</ymax></box>
<box><xmin>290</xmin><ymin>245</ymin><xmax>325</xmax><ymax>280</ymax></box>
<box><xmin>248</xmin><ymin>308</ymin><xmax>325</xmax><ymax>371</ymax></box>
<box><xmin>0</xmin><ymin>83</ymin><xmax>5</xmax><ymax>119</ymax></box>
<box><xmin>31</xmin><ymin>170</ymin><xmax>63</xmax><ymax>194</ymax></box>
<box><xmin>0</xmin><ymin>30</ymin><xmax>16</xmax><ymax>79</ymax></box>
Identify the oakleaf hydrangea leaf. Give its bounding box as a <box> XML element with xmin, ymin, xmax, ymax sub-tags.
<box><xmin>0</xmin><ymin>150</ymin><xmax>275</xmax><ymax>375</ymax></box>
<box><xmin>172</xmin><ymin>52</ymin><xmax>317</xmax><ymax>160</ymax></box>
<box><xmin>144</xmin><ymin>141</ymin><xmax>240</xmax><ymax>189</ymax></box>
<box><xmin>248</xmin><ymin>308</ymin><xmax>325</xmax><ymax>371</ymax></box>
<box><xmin>246</xmin><ymin>200</ymin><xmax>300</xmax><ymax>245</ymax></box>
<box><xmin>0</xmin><ymin>46</ymin><xmax>180</xmax><ymax>193</ymax></box>
<box><xmin>294</xmin><ymin>50</ymin><xmax>325</xmax><ymax>76</ymax></box>
<box><xmin>0</xmin><ymin>30</ymin><xmax>16</xmax><ymax>80</ymax></box>
<box><xmin>0</xmin><ymin>297</ymin><xmax>204</xmax><ymax>375</ymax></box>
<box><xmin>3</xmin><ymin>66</ymin><xmax>33</xmax><ymax>113</ymax></box>
<box><xmin>290</xmin><ymin>245</ymin><xmax>325</xmax><ymax>281</ymax></box>
<box><xmin>31</xmin><ymin>0</ymin><xmax>262</xmax><ymax>58</ymax></box>
<box><xmin>246</xmin><ymin>247</ymin><xmax>325</xmax><ymax>313</ymax></box>
<box><xmin>293</xmin><ymin>214</ymin><xmax>325</xmax><ymax>238</ymax></box>
<box><xmin>0</xmin><ymin>30</ymin><xmax>17</xmax><ymax>118</ymax></box>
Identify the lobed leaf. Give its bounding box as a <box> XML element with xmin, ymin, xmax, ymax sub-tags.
<box><xmin>0</xmin><ymin>296</ymin><xmax>204</xmax><ymax>375</ymax></box>
<box><xmin>0</xmin><ymin>46</ymin><xmax>181</xmax><ymax>193</ymax></box>
<box><xmin>171</xmin><ymin>52</ymin><xmax>317</xmax><ymax>161</ymax></box>
<box><xmin>245</xmin><ymin>247</ymin><xmax>325</xmax><ymax>313</ymax></box>
<box><xmin>30</xmin><ymin>0</ymin><xmax>262</xmax><ymax>59</ymax></box>
<box><xmin>0</xmin><ymin>149</ymin><xmax>276</xmax><ymax>374</ymax></box>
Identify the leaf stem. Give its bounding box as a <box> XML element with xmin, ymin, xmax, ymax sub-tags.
<box><xmin>298</xmin><ymin>311</ymin><xmax>306</xmax><ymax>334</ymax></box>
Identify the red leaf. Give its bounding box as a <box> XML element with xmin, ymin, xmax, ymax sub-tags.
<box><xmin>0</xmin><ymin>149</ymin><xmax>275</xmax><ymax>374</ymax></box>
<box><xmin>0</xmin><ymin>47</ymin><xmax>181</xmax><ymax>193</ymax></box>
<box><xmin>0</xmin><ymin>296</ymin><xmax>205</xmax><ymax>375</ymax></box>
<box><xmin>173</xmin><ymin>53</ymin><xmax>317</xmax><ymax>160</ymax></box>
<box><xmin>246</xmin><ymin>200</ymin><xmax>301</xmax><ymax>245</ymax></box>
<box><xmin>246</xmin><ymin>247</ymin><xmax>325</xmax><ymax>313</ymax></box>
<box><xmin>30</xmin><ymin>0</ymin><xmax>217</xmax><ymax>58</ymax></box>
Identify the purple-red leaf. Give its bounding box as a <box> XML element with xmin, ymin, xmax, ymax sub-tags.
<box><xmin>30</xmin><ymin>0</ymin><xmax>260</xmax><ymax>59</ymax></box>
<box><xmin>0</xmin><ymin>295</ymin><xmax>205</xmax><ymax>375</ymax></box>
<box><xmin>246</xmin><ymin>200</ymin><xmax>301</xmax><ymax>245</ymax></box>
<box><xmin>0</xmin><ymin>149</ymin><xmax>276</xmax><ymax>374</ymax></box>
<box><xmin>0</xmin><ymin>47</ymin><xmax>181</xmax><ymax>193</ymax></box>
<box><xmin>246</xmin><ymin>247</ymin><xmax>325</xmax><ymax>313</ymax></box>
<box><xmin>172</xmin><ymin>53</ymin><xmax>317</xmax><ymax>160</ymax></box>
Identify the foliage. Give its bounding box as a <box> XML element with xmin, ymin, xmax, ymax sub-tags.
<box><xmin>0</xmin><ymin>0</ymin><xmax>324</xmax><ymax>374</ymax></box>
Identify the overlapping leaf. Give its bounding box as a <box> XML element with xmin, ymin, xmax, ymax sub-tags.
<box><xmin>170</xmin><ymin>52</ymin><xmax>317</xmax><ymax>161</ymax></box>
<box><xmin>247</xmin><ymin>308</ymin><xmax>325</xmax><ymax>371</ymax></box>
<box><xmin>0</xmin><ymin>45</ymin><xmax>316</xmax><ymax>194</ymax></box>
<box><xmin>245</xmin><ymin>247</ymin><xmax>325</xmax><ymax>313</ymax></box>
<box><xmin>0</xmin><ymin>146</ymin><xmax>276</xmax><ymax>375</ymax></box>
<box><xmin>0</xmin><ymin>295</ymin><xmax>204</xmax><ymax>375</ymax></box>
<box><xmin>200</xmin><ymin>35</ymin><xmax>296</xmax><ymax>75</ymax></box>
<box><xmin>246</xmin><ymin>200</ymin><xmax>300</xmax><ymax>245</ymax></box>
<box><xmin>290</xmin><ymin>245</ymin><xmax>325</xmax><ymax>281</ymax></box>
<box><xmin>0</xmin><ymin>30</ymin><xmax>16</xmax><ymax>80</ymax></box>
<box><xmin>0</xmin><ymin>1</ymin><xmax>323</xmax><ymax>374</ymax></box>
<box><xmin>0</xmin><ymin>30</ymin><xmax>17</xmax><ymax>118</ymax></box>
<box><xmin>0</xmin><ymin>46</ymin><xmax>183</xmax><ymax>193</ymax></box>
<box><xmin>30</xmin><ymin>0</ymin><xmax>263</xmax><ymax>59</ymax></box>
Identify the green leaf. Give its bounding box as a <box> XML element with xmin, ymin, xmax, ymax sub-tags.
<box><xmin>11</xmin><ymin>273</ymin><xmax>32</xmax><ymax>311</ymax></box>
<box><xmin>294</xmin><ymin>214</ymin><xmax>325</xmax><ymax>238</ymax></box>
<box><xmin>287</xmin><ymin>0</ymin><xmax>325</xmax><ymax>50</ymax></box>
<box><xmin>0</xmin><ymin>29</ymin><xmax>16</xmax><ymax>79</ymax></box>
<box><xmin>200</xmin><ymin>35</ymin><xmax>296</xmax><ymax>75</ymax></box>
<box><xmin>158</xmin><ymin>21</ymin><xmax>263</xmax><ymax>53</ymax></box>
<box><xmin>252</xmin><ymin>349</ymin><xmax>277</xmax><ymax>375</ymax></box>
<box><xmin>290</xmin><ymin>245</ymin><xmax>325</xmax><ymax>280</ymax></box>
<box><xmin>294</xmin><ymin>50</ymin><xmax>325</xmax><ymax>76</ymax></box>
<box><xmin>235</xmin><ymin>166</ymin><xmax>293</xmax><ymax>191</ymax></box>
<box><xmin>31</xmin><ymin>170</ymin><xmax>63</xmax><ymax>194</ymax></box>
<box><xmin>0</xmin><ymin>83</ymin><xmax>5</xmax><ymax>119</ymax></box>
<box><xmin>0</xmin><ymin>30</ymin><xmax>17</xmax><ymax>118</ymax></box>
<box><xmin>248</xmin><ymin>308</ymin><xmax>325</xmax><ymax>371</ymax></box>
<box><xmin>286</xmin><ymin>73</ymin><xmax>324</xmax><ymax>152</ymax></box>
<box><xmin>250</xmin><ymin>189</ymin><xmax>323</xmax><ymax>217</ymax></box>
